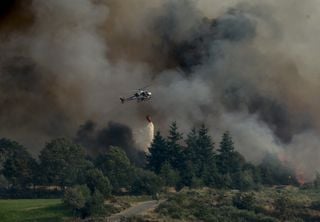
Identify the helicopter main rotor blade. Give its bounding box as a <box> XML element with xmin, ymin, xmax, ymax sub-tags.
<box><xmin>139</xmin><ymin>84</ymin><xmax>152</xmax><ymax>90</ymax></box>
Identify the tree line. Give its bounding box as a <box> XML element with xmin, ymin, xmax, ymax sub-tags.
<box><xmin>146</xmin><ymin>122</ymin><xmax>301</xmax><ymax>190</ymax></box>
<box><xmin>0</xmin><ymin>122</ymin><xmax>308</xmax><ymax>193</ymax></box>
<box><xmin>0</xmin><ymin>138</ymin><xmax>160</xmax><ymax>195</ymax></box>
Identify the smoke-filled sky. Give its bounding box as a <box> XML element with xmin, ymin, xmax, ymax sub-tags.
<box><xmin>1</xmin><ymin>0</ymin><xmax>320</xmax><ymax>179</ymax></box>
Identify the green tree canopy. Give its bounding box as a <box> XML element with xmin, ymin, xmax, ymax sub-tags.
<box><xmin>95</xmin><ymin>146</ymin><xmax>134</xmax><ymax>192</ymax></box>
<box><xmin>84</xmin><ymin>168</ymin><xmax>111</xmax><ymax>197</ymax></box>
<box><xmin>39</xmin><ymin>138</ymin><xmax>87</xmax><ymax>188</ymax></box>
<box><xmin>1</xmin><ymin>138</ymin><xmax>37</xmax><ymax>188</ymax></box>
<box><xmin>0</xmin><ymin>138</ymin><xmax>26</xmax><ymax>166</ymax></box>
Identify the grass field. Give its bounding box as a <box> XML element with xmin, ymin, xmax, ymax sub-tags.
<box><xmin>0</xmin><ymin>199</ymin><xmax>72</xmax><ymax>222</ymax></box>
<box><xmin>0</xmin><ymin>196</ymin><xmax>151</xmax><ymax>222</ymax></box>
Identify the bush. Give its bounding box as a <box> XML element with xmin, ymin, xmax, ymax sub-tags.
<box><xmin>63</xmin><ymin>185</ymin><xmax>90</xmax><ymax>216</ymax></box>
<box><xmin>63</xmin><ymin>185</ymin><xmax>106</xmax><ymax>218</ymax></box>
<box><xmin>131</xmin><ymin>169</ymin><xmax>163</xmax><ymax>195</ymax></box>
<box><xmin>274</xmin><ymin>192</ymin><xmax>294</xmax><ymax>220</ymax></box>
<box><xmin>85</xmin><ymin>190</ymin><xmax>106</xmax><ymax>216</ymax></box>
<box><xmin>233</xmin><ymin>171</ymin><xmax>256</xmax><ymax>191</ymax></box>
<box><xmin>85</xmin><ymin>168</ymin><xmax>111</xmax><ymax>197</ymax></box>
<box><xmin>232</xmin><ymin>192</ymin><xmax>255</xmax><ymax>210</ymax></box>
<box><xmin>310</xmin><ymin>200</ymin><xmax>320</xmax><ymax>210</ymax></box>
<box><xmin>156</xmin><ymin>190</ymin><xmax>280</xmax><ymax>222</ymax></box>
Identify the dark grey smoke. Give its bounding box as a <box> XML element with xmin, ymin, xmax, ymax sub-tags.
<box><xmin>75</xmin><ymin>121</ymin><xmax>145</xmax><ymax>166</ymax></box>
<box><xmin>0</xmin><ymin>56</ymin><xmax>71</xmax><ymax>136</ymax></box>
<box><xmin>74</xmin><ymin>121</ymin><xmax>96</xmax><ymax>152</ymax></box>
<box><xmin>151</xmin><ymin>5</ymin><xmax>310</xmax><ymax>144</ymax></box>
<box><xmin>153</xmin><ymin>7</ymin><xmax>256</xmax><ymax>72</ymax></box>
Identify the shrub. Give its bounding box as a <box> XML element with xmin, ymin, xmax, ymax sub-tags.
<box><xmin>85</xmin><ymin>190</ymin><xmax>106</xmax><ymax>216</ymax></box>
<box><xmin>232</xmin><ymin>192</ymin><xmax>256</xmax><ymax>210</ymax></box>
<box><xmin>85</xmin><ymin>168</ymin><xmax>111</xmax><ymax>197</ymax></box>
<box><xmin>310</xmin><ymin>200</ymin><xmax>320</xmax><ymax>210</ymax></box>
<box><xmin>131</xmin><ymin>169</ymin><xmax>163</xmax><ymax>195</ymax></box>
<box><xmin>63</xmin><ymin>185</ymin><xmax>106</xmax><ymax>218</ymax></box>
<box><xmin>63</xmin><ymin>185</ymin><xmax>90</xmax><ymax>216</ymax></box>
<box><xmin>274</xmin><ymin>192</ymin><xmax>294</xmax><ymax>220</ymax></box>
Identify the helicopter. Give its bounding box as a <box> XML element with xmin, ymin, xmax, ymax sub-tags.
<box><xmin>120</xmin><ymin>86</ymin><xmax>152</xmax><ymax>103</ymax></box>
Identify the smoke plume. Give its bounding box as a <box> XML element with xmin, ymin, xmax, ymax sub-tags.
<box><xmin>75</xmin><ymin>120</ymin><xmax>145</xmax><ymax>165</ymax></box>
<box><xmin>1</xmin><ymin>0</ymin><xmax>320</xmax><ymax>179</ymax></box>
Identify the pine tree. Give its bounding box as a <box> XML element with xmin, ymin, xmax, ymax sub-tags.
<box><xmin>217</xmin><ymin>131</ymin><xmax>235</xmax><ymax>175</ymax></box>
<box><xmin>167</xmin><ymin>122</ymin><xmax>183</xmax><ymax>145</ymax></box>
<box><xmin>146</xmin><ymin>131</ymin><xmax>168</xmax><ymax>173</ymax></box>
<box><xmin>218</xmin><ymin>131</ymin><xmax>235</xmax><ymax>153</ymax></box>
<box><xmin>183</xmin><ymin>125</ymin><xmax>218</xmax><ymax>187</ymax></box>
<box><xmin>197</xmin><ymin>124</ymin><xmax>216</xmax><ymax>172</ymax></box>
<box><xmin>182</xmin><ymin>127</ymin><xmax>199</xmax><ymax>187</ymax></box>
<box><xmin>196</xmin><ymin>125</ymin><xmax>218</xmax><ymax>187</ymax></box>
<box><xmin>166</xmin><ymin>122</ymin><xmax>183</xmax><ymax>170</ymax></box>
<box><xmin>184</xmin><ymin>127</ymin><xmax>198</xmax><ymax>163</ymax></box>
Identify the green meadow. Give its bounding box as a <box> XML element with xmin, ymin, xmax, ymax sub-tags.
<box><xmin>0</xmin><ymin>199</ymin><xmax>71</xmax><ymax>222</ymax></box>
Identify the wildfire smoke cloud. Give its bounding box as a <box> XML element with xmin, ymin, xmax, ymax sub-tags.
<box><xmin>0</xmin><ymin>0</ymin><xmax>320</xmax><ymax>180</ymax></box>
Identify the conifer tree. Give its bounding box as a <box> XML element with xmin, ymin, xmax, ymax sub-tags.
<box><xmin>146</xmin><ymin>131</ymin><xmax>168</xmax><ymax>173</ymax></box>
<box><xmin>217</xmin><ymin>131</ymin><xmax>236</xmax><ymax>175</ymax></box>
<box><xmin>166</xmin><ymin>122</ymin><xmax>183</xmax><ymax>170</ymax></box>
<box><xmin>197</xmin><ymin>124</ymin><xmax>216</xmax><ymax>172</ymax></box>
<box><xmin>184</xmin><ymin>127</ymin><xmax>198</xmax><ymax>163</ymax></box>
<box><xmin>184</xmin><ymin>125</ymin><xmax>218</xmax><ymax>187</ymax></box>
